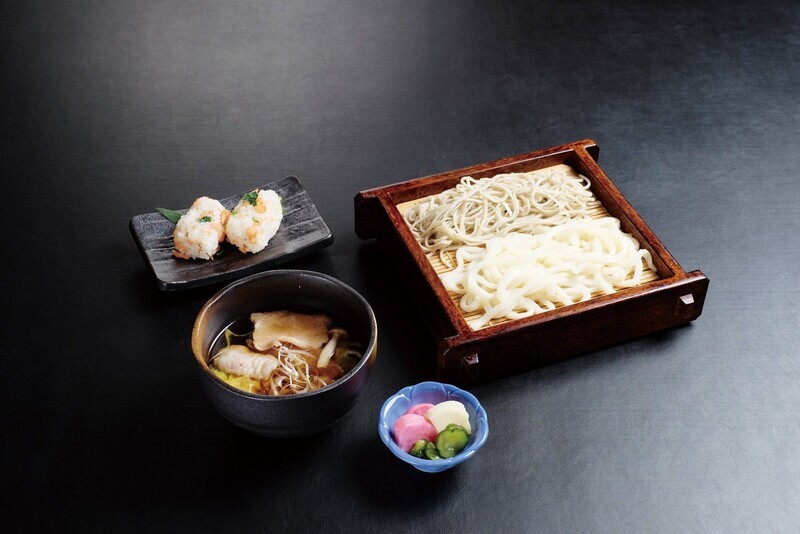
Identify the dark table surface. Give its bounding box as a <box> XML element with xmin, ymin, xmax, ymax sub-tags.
<box><xmin>3</xmin><ymin>0</ymin><xmax>799</xmax><ymax>531</ymax></box>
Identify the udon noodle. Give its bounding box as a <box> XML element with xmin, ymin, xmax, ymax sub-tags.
<box><xmin>440</xmin><ymin>218</ymin><xmax>656</xmax><ymax>329</ymax></box>
<box><xmin>403</xmin><ymin>169</ymin><xmax>598</xmax><ymax>265</ymax></box>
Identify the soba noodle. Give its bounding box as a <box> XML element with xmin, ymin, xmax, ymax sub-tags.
<box><xmin>440</xmin><ymin>218</ymin><xmax>656</xmax><ymax>329</ymax></box>
<box><xmin>403</xmin><ymin>169</ymin><xmax>597</xmax><ymax>264</ymax></box>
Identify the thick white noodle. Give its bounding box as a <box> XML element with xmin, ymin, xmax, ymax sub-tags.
<box><xmin>403</xmin><ymin>169</ymin><xmax>596</xmax><ymax>263</ymax></box>
<box><xmin>440</xmin><ymin>218</ymin><xmax>656</xmax><ymax>329</ymax></box>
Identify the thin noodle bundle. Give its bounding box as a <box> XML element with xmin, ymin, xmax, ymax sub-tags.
<box><xmin>403</xmin><ymin>169</ymin><xmax>597</xmax><ymax>264</ymax></box>
<box><xmin>440</xmin><ymin>218</ymin><xmax>656</xmax><ymax>329</ymax></box>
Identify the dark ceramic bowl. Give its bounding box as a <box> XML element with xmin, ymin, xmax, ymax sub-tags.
<box><xmin>192</xmin><ymin>270</ymin><xmax>378</xmax><ymax>437</ymax></box>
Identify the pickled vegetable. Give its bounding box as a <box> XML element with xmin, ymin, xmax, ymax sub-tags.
<box><xmin>392</xmin><ymin>401</ymin><xmax>474</xmax><ymax>461</ymax></box>
<box><xmin>403</xmin><ymin>403</ymin><xmax>435</xmax><ymax>417</ymax></box>
<box><xmin>424</xmin><ymin>401</ymin><xmax>472</xmax><ymax>434</ymax></box>
<box><xmin>436</xmin><ymin>424</ymin><xmax>469</xmax><ymax>458</ymax></box>
<box><xmin>423</xmin><ymin>442</ymin><xmax>442</xmax><ymax>460</ymax></box>
<box><xmin>393</xmin><ymin>414</ymin><xmax>438</xmax><ymax>452</ymax></box>
<box><xmin>410</xmin><ymin>440</ymin><xmax>430</xmax><ymax>458</ymax></box>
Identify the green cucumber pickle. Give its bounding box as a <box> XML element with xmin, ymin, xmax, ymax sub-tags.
<box><xmin>423</xmin><ymin>441</ymin><xmax>442</xmax><ymax>460</ymax></box>
<box><xmin>410</xmin><ymin>440</ymin><xmax>430</xmax><ymax>458</ymax></box>
<box><xmin>436</xmin><ymin>424</ymin><xmax>469</xmax><ymax>458</ymax></box>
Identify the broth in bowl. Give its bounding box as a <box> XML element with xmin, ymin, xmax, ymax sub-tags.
<box><xmin>208</xmin><ymin>310</ymin><xmax>362</xmax><ymax>396</ymax></box>
<box><xmin>191</xmin><ymin>269</ymin><xmax>377</xmax><ymax>437</ymax></box>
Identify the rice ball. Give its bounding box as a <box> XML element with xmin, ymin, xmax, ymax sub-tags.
<box><xmin>225</xmin><ymin>189</ymin><xmax>283</xmax><ymax>254</ymax></box>
<box><xmin>172</xmin><ymin>197</ymin><xmax>230</xmax><ymax>260</ymax></box>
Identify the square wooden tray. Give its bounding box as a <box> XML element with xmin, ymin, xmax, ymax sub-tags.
<box><xmin>355</xmin><ymin>139</ymin><xmax>708</xmax><ymax>385</ymax></box>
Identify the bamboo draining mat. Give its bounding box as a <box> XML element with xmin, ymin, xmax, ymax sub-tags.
<box><xmin>395</xmin><ymin>164</ymin><xmax>660</xmax><ymax>331</ymax></box>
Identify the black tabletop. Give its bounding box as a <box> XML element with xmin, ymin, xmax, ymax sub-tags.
<box><xmin>3</xmin><ymin>1</ymin><xmax>799</xmax><ymax>531</ymax></box>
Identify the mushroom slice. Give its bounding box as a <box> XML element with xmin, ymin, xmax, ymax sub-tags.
<box><xmin>317</xmin><ymin>327</ymin><xmax>348</xmax><ymax>369</ymax></box>
<box><xmin>250</xmin><ymin>311</ymin><xmax>332</xmax><ymax>351</ymax></box>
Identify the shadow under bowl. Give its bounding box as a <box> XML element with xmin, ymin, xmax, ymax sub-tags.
<box><xmin>192</xmin><ymin>269</ymin><xmax>378</xmax><ymax>437</ymax></box>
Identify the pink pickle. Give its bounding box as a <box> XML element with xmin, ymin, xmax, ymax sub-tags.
<box><xmin>392</xmin><ymin>414</ymin><xmax>439</xmax><ymax>452</ymax></box>
<box><xmin>403</xmin><ymin>403</ymin><xmax>435</xmax><ymax>417</ymax></box>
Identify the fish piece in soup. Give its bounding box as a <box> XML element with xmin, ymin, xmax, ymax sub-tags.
<box><xmin>213</xmin><ymin>344</ymin><xmax>279</xmax><ymax>379</ymax></box>
<box><xmin>251</xmin><ymin>311</ymin><xmax>332</xmax><ymax>351</ymax></box>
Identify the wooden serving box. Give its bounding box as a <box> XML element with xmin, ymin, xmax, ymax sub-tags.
<box><xmin>355</xmin><ymin>139</ymin><xmax>708</xmax><ymax>385</ymax></box>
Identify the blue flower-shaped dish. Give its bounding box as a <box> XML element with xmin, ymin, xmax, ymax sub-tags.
<box><xmin>378</xmin><ymin>381</ymin><xmax>489</xmax><ymax>473</ymax></box>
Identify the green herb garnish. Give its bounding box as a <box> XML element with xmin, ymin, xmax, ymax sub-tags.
<box><xmin>156</xmin><ymin>207</ymin><xmax>182</xmax><ymax>225</ymax></box>
<box><xmin>242</xmin><ymin>190</ymin><xmax>259</xmax><ymax>206</ymax></box>
<box><xmin>199</xmin><ymin>215</ymin><xmax>212</xmax><ymax>223</ymax></box>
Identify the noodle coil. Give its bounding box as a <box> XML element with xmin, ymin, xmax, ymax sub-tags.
<box><xmin>440</xmin><ymin>218</ymin><xmax>656</xmax><ymax>329</ymax></box>
<box><xmin>403</xmin><ymin>169</ymin><xmax>598</xmax><ymax>264</ymax></box>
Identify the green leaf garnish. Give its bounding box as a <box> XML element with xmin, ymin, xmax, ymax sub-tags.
<box><xmin>156</xmin><ymin>207</ymin><xmax>182</xmax><ymax>225</ymax></box>
<box><xmin>199</xmin><ymin>216</ymin><xmax>212</xmax><ymax>223</ymax></box>
<box><xmin>242</xmin><ymin>190</ymin><xmax>259</xmax><ymax>206</ymax></box>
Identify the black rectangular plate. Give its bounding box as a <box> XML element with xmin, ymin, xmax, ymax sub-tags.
<box><xmin>129</xmin><ymin>176</ymin><xmax>334</xmax><ymax>291</ymax></box>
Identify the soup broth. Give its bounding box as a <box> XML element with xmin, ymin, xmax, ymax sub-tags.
<box><xmin>208</xmin><ymin>311</ymin><xmax>362</xmax><ymax>396</ymax></box>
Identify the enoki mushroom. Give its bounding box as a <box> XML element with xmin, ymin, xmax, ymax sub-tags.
<box><xmin>267</xmin><ymin>345</ymin><xmax>329</xmax><ymax>396</ymax></box>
